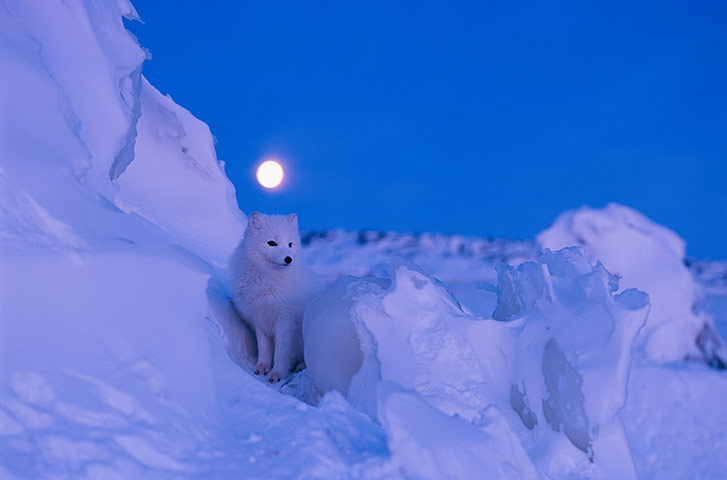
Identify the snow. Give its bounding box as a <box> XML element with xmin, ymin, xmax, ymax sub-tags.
<box><xmin>0</xmin><ymin>1</ymin><xmax>387</xmax><ymax>478</ymax></box>
<box><xmin>378</xmin><ymin>384</ymin><xmax>538</xmax><ymax>479</ymax></box>
<box><xmin>305</xmin><ymin>250</ymin><xmax>648</xmax><ymax>478</ymax></box>
<box><xmin>2</xmin><ymin>1</ymin><xmax>727</xmax><ymax>479</ymax></box>
<box><xmin>538</xmin><ymin>203</ymin><xmax>727</xmax><ymax>368</ymax></box>
<box><xmin>115</xmin><ymin>77</ymin><xmax>244</xmax><ymax>267</ymax></box>
<box><xmin>621</xmin><ymin>363</ymin><xmax>727</xmax><ymax>478</ymax></box>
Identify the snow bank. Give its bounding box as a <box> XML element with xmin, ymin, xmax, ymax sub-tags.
<box><xmin>305</xmin><ymin>249</ymin><xmax>649</xmax><ymax>478</ymax></box>
<box><xmin>115</xmin><ymin>77</ymin><xmax>244</xmax><ymax>267</ymax></box>
<box><xmin>0</xmin><ymin>0</ymin><xmax>144</xmax><ymax>201</ymax></box>
<box><xmin>0</xmin><ymin>0</ymin><xmax>243</xmax><ymax>267</ymax></box>
<box><xmin>0</xmin><ymin>2</ymin><xmax>395</xmax><ymax>478</ymax></box>
<box><xmin>537</xmin><ymin>203</ymin><xmax>727</xmax><ymax>368</ymax></box>
<box><xmin>1</xmin><ymin>0</ymin><xmax>235</xmax><ymax>474</ymax></box>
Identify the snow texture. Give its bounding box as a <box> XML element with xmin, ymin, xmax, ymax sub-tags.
<box><xmin>0</xmin><ymin>2</ymin><xmax>386</xmax><ymax>478</ymax></box>
<box><xmin>2</xmin><ymin>1</ymin><xmax>727</xmax><ymax>479</ymax></box>
<box><xmin>538</xmin><ymin>203</ymin><xmax>727</xmax><ymax>368</ymax></box>
<box><xmin>115</xmin><ymin>76</ymin><xmax>244</xmax><ymax>267</ymax></box>
<box><xmin>305</xmin><ymin>250</ymin><xmax>648</xmax><ymax>478</ymax></box>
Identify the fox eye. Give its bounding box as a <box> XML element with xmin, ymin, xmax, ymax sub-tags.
<box><xmin>288</xmin><ymin>242</ymin><xmax>293</xmax><ymax>248</ymax></box>
<box><xmin>267</xmin><ymin>241</ymin><xmax>277</xmax><ymax>247</ymax></box>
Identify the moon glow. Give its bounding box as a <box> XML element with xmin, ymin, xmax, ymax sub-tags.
<box><xmin>256</xmin><ymin>160</ymin><xmax>284</xmax><ymax>189</ymax></box>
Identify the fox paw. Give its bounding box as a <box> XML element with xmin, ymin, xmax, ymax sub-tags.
<box><xmin>254</xmin><ymin>363</ymin><xmax>271</xmax><ymax>375</ymax></box>
<box><xmin>268</xmin><ymin>372</ymin><xmax>281</xmax><ymax>384</ymax></box>
<box><xmin>293</xmin><ymin>360</ymin><xmax>306</xmax><ymax>373</ymax></box>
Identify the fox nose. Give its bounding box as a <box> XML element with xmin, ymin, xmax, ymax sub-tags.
<box><xmin>284</xmin><ymin>256</ymin><xmax>293</xmax><ymax>264</ymax></box>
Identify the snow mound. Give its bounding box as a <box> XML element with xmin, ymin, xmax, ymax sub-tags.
<box><xmin>537</xmin><ymin>203</ymin><xmax>727</xmax><ymax>368</ymax></box>
<box><xmin>305</xmin><ymin>248</ymin><xmax>649</xmax><ymax>478</ymax></box>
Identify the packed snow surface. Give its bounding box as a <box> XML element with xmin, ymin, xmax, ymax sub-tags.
<box><xmin>2</xmin><ymin>1</ymin><xmax>727</xmax><ymax>479</ymax></box>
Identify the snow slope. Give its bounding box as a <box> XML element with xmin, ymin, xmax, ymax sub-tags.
<box><xmin>2</xmin><ymin>1</ymin><xmax>727</xmax><ymax>479</ymax></box>
<box><xmin>0</xmin><ymin>2</ymin><xmax>386</xmax><ymax>478</ymax></box>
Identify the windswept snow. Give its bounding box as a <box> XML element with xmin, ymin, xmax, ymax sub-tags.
<box><xmin>115</xmin><ymin>77</ymin><xmax>244</xmax><ymax>267</ymax></box>
<box><xmin>2</xmin><ymin>1</ymin><xmax>727</xmax><ymax>479</ymax></box>
<box><xmin>305</xmin><ymin>250</ymin><xmax>648</xmax><ymax>478</ymax></box>
<box><xmin>538</xmin><ymin>203</ymin><xmax>727</xmax><ymax>368</ymax></box>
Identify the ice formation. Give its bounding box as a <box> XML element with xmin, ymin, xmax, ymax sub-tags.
<box><xmin>305</xmin><ymin>249</ymin><xmax>649</xmax><ymax>477</ymax></box>
<box><xmin>537</xmin><ymin>203</ymin><xmax>727</xmax><ymax>368</ymax></box>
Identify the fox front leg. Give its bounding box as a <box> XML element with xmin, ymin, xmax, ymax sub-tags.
<box><xmin>268</xmin><ymin>321</ymin><xmax>301</xmax><ymax>384</ymax></box>
<box><xmin>254</xmin><ymin>329</ymin><xmax>273</xmax><ymax>376</ymax></box>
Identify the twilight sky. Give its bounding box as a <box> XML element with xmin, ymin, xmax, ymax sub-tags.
<box><xmin>127</xmin><ymin>1</ymin><xmax>727</xmax><ymax>259</ymax></box>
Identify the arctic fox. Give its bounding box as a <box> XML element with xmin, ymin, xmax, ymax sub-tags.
<box><xmin>230</xmin><ymin>212</ymin><xmax>320</xmax><ymax>383</ymax></box>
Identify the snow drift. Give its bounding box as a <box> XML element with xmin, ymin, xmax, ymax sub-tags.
<box><xmin>0</xmin><ymin>0</ymin><xmax>248</xmax><ymax>477</ymax></box>
<box><xmin>538</xmin><ymin>203</ymin><xmax>727</xmax><ymax>368</ymax></box>
<box><xmin>305</xmin><ymin>249</ymin><xmax>649</xmax><ymax>478</ymax></box>
<box><xmin>115</xmin><ymin>76</ymin><xmax>244</xmax><ymax>267</ymax></box>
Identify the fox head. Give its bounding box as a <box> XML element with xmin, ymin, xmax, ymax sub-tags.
<box><xmin>244</xmin><ymin>212</ymin><xmax>302</xmax><ymax>268</ymax></box>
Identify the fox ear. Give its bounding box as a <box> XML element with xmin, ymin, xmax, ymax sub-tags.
<box><xmin>287</xmin><ymin>213</ymin><xmax>298</xmax><ymax>226</ymax></box>
<box><xmin>249</xmin><ymin>212</ymin><xmax>265</xmax><ymax>230</ymax></box>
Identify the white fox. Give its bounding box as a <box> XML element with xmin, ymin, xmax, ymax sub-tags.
<box><xmin>230</xmin><ymin>212</ymin><xmax>320</xmax><ymax>383</ymax></box>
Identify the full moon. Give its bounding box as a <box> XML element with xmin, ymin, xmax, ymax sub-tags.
<box><xmin>256</xmin><ymin>160</ymin><xmax>284</xmax><ymax>189</ymax></box>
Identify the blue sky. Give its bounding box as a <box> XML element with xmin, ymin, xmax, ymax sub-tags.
<box><xmin>128</xmin><ymin>1</ymin><xmax>726</xmax><ymax>259</ymax></box>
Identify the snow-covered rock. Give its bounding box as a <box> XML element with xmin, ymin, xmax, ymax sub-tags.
<box><xmin>537</xmin><ymin>203</ymin><xmax>727</xmax><ymax>368</ymax></box>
